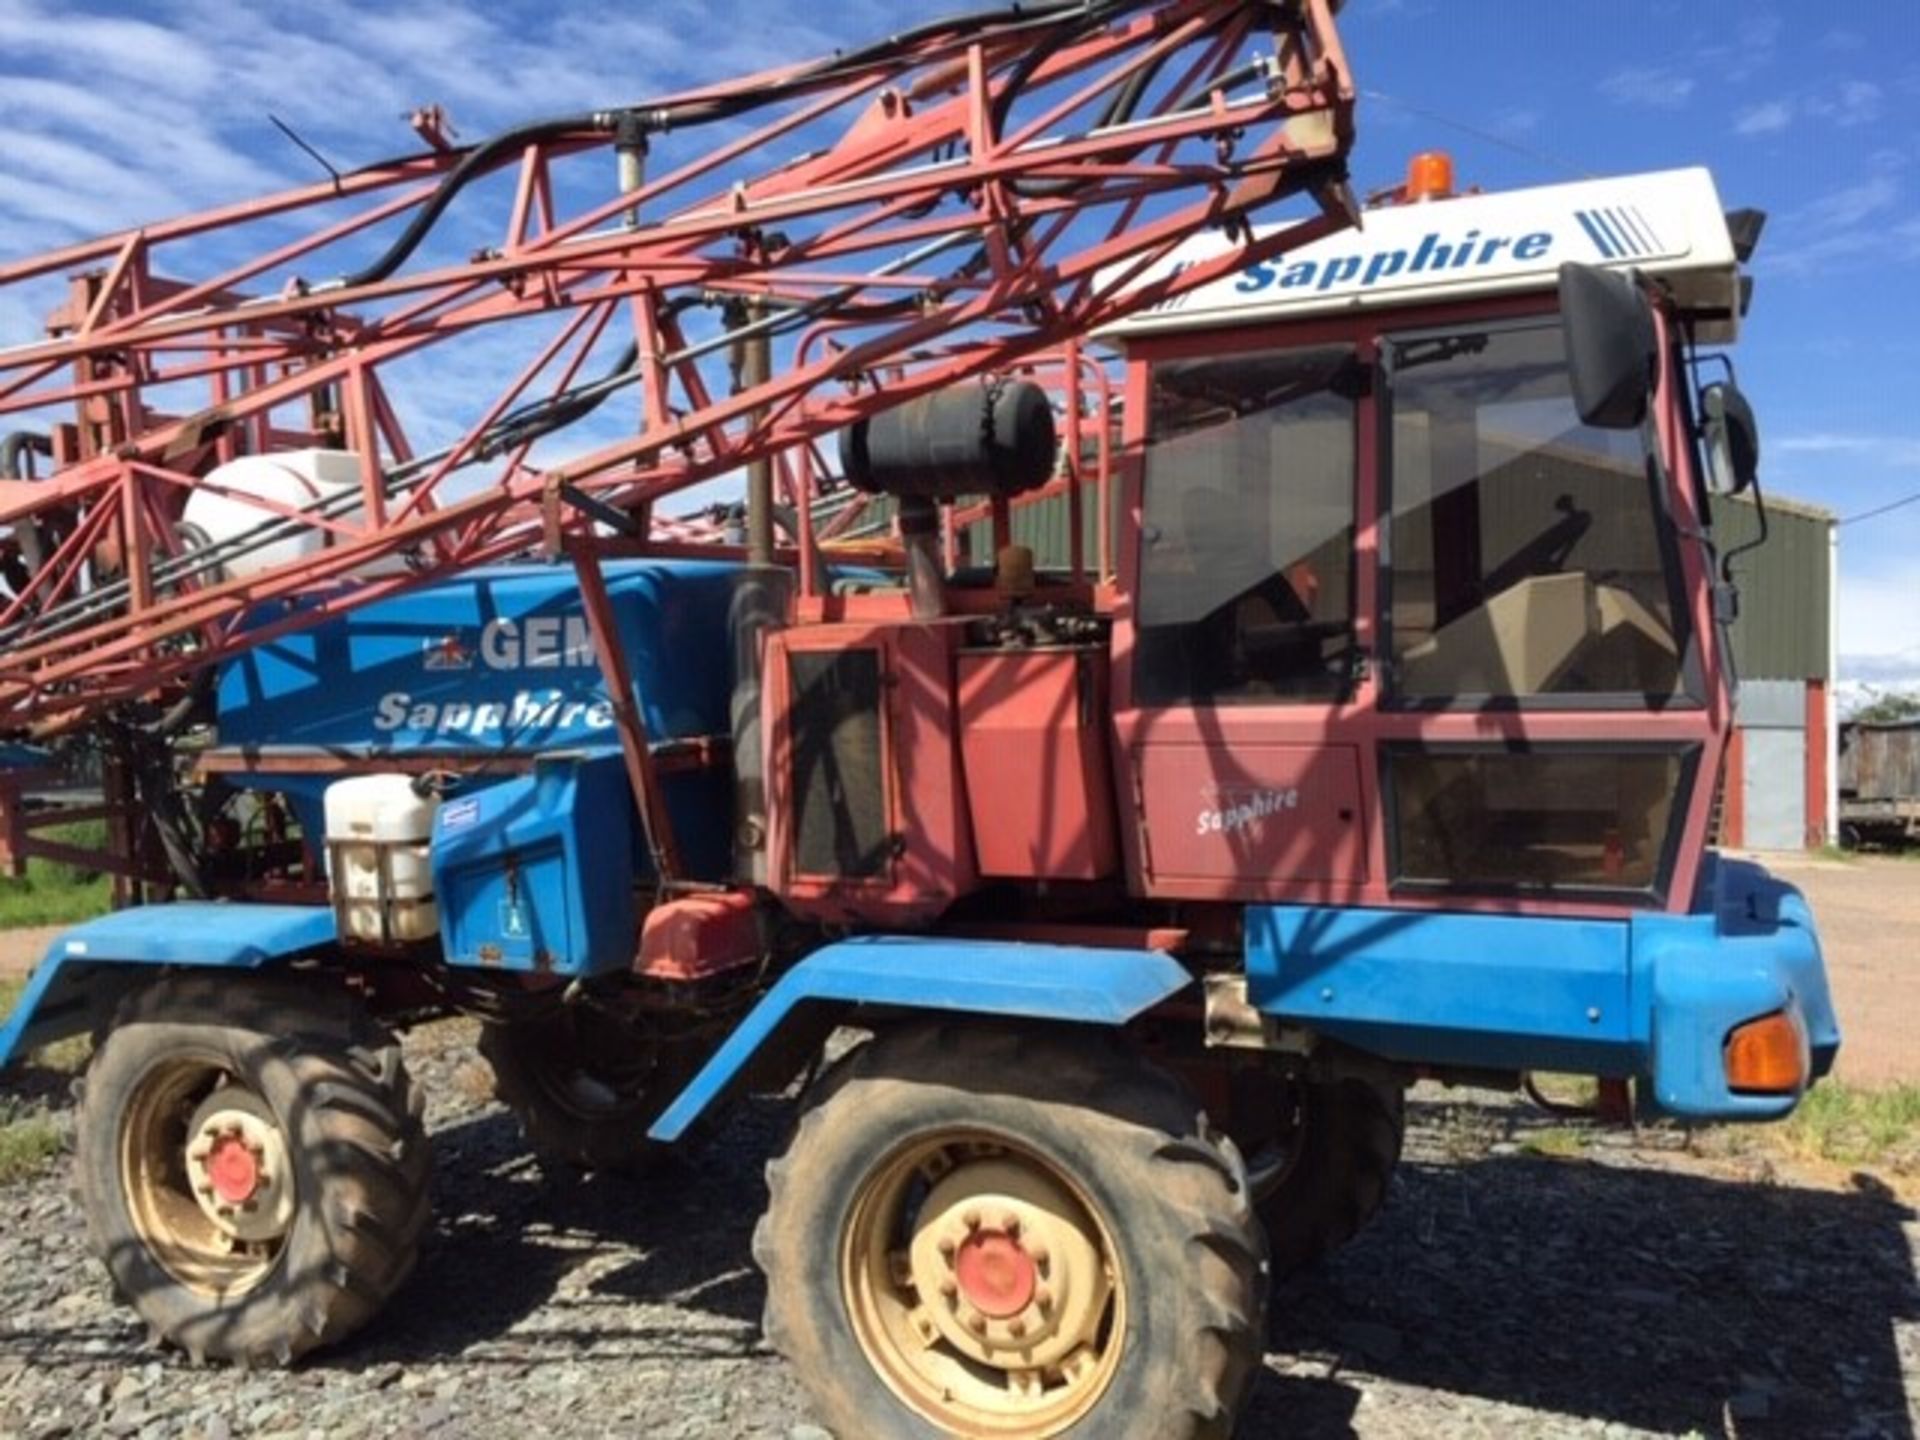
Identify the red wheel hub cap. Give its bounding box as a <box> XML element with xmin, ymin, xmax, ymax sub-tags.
<box><xmin>954</xmin><ymin>1230</ymin><xmax>1037</xmax><ymax>1318</ymax></box>
<box><xmin>206</xmin><ymin>1135</ymin><xmax>260</xmax><ymax>1205</ymax></box>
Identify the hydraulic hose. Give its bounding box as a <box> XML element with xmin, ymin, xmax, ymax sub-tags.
<box><xmin>324</xmin><ymin>1</ymin><xmax>1146</xmax><ymax>292</ymax></box>
<box><xmin>334</xmin><ymin>117</ymin><xmax>608</xmax><ymax>290</ymax></box>
<box><xmin>1</xmin><ymin>430</ymin><xmax>53</xmax><ymax>480</ymax></box>
<box><xmin>1</xmin><ymin>431</ymin><xmax>57</xmax><ymax>597</ymax></box>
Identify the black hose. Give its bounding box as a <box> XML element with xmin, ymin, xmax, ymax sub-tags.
<box><xmin>2</xmin><ymin>431</ymin><xmax>58</xmax><ymax>593</ymax></box>
<box><xmin>328</xmin><ymin>1</ymin><xmax>1141</xmax><ymax>293</ymax></box>
<box><xmin>1</xmin><ymin>431</ymin><xmax>53</xmax><ymax>480</ymax></box>
<box><xmin>476</xmin><ymin>340</ymin><xmax>642</xmax><ymax>459</ymax></box>
<box><xmin>337</xmin><ymin>116</ymin><xmax>608</xmax><ymax>290</ymax></box>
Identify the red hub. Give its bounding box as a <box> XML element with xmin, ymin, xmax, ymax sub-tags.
<box><xmin>954</xmin><ymin>1230</ymin><xmax>1038</xmax><ymax>1319</ymax></box>
<box><xmin>206</xmin><ymin>1135</ymin><xmax>261</xmax><ymax>1206</ymax></box>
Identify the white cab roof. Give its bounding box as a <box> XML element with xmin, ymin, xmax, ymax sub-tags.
<box><xmin>1102</xmin><ymin>167</ymin><xmax>1744</xmax><ymax>343</ymax></box>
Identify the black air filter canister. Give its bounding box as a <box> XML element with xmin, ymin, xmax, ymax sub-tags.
<box><xmin>840</xmin><ymin>381</ymin><xmax>1055</xmax><ymax>500</ymax></box>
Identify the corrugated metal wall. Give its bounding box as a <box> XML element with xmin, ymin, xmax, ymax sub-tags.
<box><xmin>1708</xmin><ymin>493</ymin><xmax>1831</xmax><ymax>682</ymax></box>
<box><xmin>959</xmin><ymin>491</ymin><xmax>1106</xmax><ymax>571</ymax></box>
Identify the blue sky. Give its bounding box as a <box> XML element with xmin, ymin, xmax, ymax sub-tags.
<box><xmin>1</xmin><ymin>0</ymin><xmax>1916</xmax><ymax>693</ymax></box>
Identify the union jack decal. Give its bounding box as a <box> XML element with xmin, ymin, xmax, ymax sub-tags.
<box><xmin>422</xmin><ymin>633</ymin><xmax>475</xmax><ymax>671</ymax></box>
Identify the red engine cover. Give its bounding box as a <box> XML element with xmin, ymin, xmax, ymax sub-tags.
<box><xmin>958</xmin><ymin>647</ymin><xmax>1119</xmax><ymax>880</ymax></box>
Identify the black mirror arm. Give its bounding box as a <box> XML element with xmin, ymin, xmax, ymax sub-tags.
<box><xmin>1719</xmin><ymin>471</ymin><xmax>1769</xmax><ymax>587</ymax></box>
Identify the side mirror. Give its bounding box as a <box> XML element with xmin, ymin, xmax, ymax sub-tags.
<box><xmin>1700</xmin><ymin>380</ymin><xmax>1759</xmax><ymax>495</ymax></box>
<box><xmin>1558</xmin><ymin>262</ymin><xmax>1657</xmax><ymax>430</ymax></box>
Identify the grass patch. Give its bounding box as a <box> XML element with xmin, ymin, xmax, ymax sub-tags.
<box><xmin>1519</xmin><ymin>1126</ymin><xmax>1591</xmax><ymax>1159</ymax></box>
<box><xmin>1776</xmin><ymin>1082</ymin><xmax>1920</xmax><ymax>1172</ymax></box>
<box><xmin>0</xmin><ymin>1097</ymin><xmax>62</xmax><ymax>1184</ymax></box>
<box><xmin>0</xmin><ymin>820</ymin><xmax>113</xmax><ymax>929</ymax></box>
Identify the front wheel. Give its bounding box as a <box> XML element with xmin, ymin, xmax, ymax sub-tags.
<box><xmin>75</xmin><ymin>974</ymin><xmax>431</xmax><ymax>1366</ymax></box>
<box><xmin>757</xmin><ymin>1024</ymin><xmax>1266</xmax><ymax>1440</ymax></box>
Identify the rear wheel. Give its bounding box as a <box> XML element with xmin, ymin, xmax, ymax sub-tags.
<box><xmin>479</xmin><ymin>1008</ymin><xmax>710</xmax><ymax>1173</ymax></box>
<box><xmin>1240</xmin><ymin>1072</ymin><xmax>1404</xmax><ymax>1278</ymax></box>
<box><xmin>757</xmin><ymin>1024</ymin><xmax>1266</xmax><ymax>1439</ymax></box>
<box><xmin>75</xmin><ymin>974</ymin><xmax>430</xmax><ymax>1366</ymax></box>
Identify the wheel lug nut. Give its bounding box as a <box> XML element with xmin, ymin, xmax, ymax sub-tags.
<box><xmin>1035</xmin><ymin>1286</ymin><xmax>1054</xmax><ymax>1312</ymax></box>
<box><xmin>962</xmin><ymin>1209</ymin><xmax>981</xmax><ymax>1232</ymax></box>
<box><xmin>939</xmin><ymin>1278</ymin><xmax>958</xmax><ymax>1300</ymax></box>
<box><xmin>1002</xmin><ymin>1212</ymin><xmax>1020</xmax><ymax>1236</ymax></box>
<box><xmin>966</xmin><ymin>1313</ymin><xmax>987</xmax><ymax>1336</ymax></box>
<box><xmin>1028</xmin><ymin>1241</ymin><xmax>1049</xmax><ymax>1267</ymax></box>
<box><xmin>1008</xmin><ymin>1318</ymin><xmax>1027</xmax><ymax>1339</ymax></box>
<box><xmin>936</xmin><ymin>1236</ymin><xmax>956</xmax><ymax>1260</ymax></box>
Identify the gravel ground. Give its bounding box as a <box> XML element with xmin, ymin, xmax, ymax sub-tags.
<box><xmin>1</xmin><ymin>1023</ymin><xmax>1915</xmax><ymax>1440</ymax></box>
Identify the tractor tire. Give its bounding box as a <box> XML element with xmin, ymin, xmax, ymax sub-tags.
<box><xmin>478</xmin><ymin>1011</ymin><xmax>706</xmax><ymax>1174</ymax></box>
<box><xmin>74</xmin><ymin>973</ymin><xmax>431</xmax><ymax>1367</ymax></box>
<box><xmin>757</xmin><ymin>1023</ymin><xmax>1267</xmax><ymax>1440</ymax></box>
<box><xmin>1248</xmin><ymin>1074</ymin><xmax>1404</xmax><ymax>1279</ymax></box>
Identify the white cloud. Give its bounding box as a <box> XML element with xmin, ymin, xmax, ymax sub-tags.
<box><xmin>1838</xmin><ymin>574</ymin><xmax>1920</xmax><ymax>689</ymax></box>
<box><xmin>1733</xmin><ymin>79</ymin><xmax>1882</xmax><ymax>141</ymax></box>
<box><xmin>0</xmin><ymin>5</ymin><xmax>220</xmax><ymax>96</ymax></box>
<box><xmin>1776</xmin><ymin>433</ymin><xmax>1920</xmax><ymax>468</ymax></box>
<box><xmin>1805</xmin><ymin>79</ymin><xmax>1884</xmax><ymax>128</ymax></box>
<box><xmin>1762</xmin><ymin>175</ymin><xmax>1908</xmax><ymax>276</ymax></box>
<box><xmin>1734</xmin><ymin>100</ymin><xmax>1794</xmax><ymax>136</ymax></box>
<box><xmin>1820</xmin><ymin>174</ymin><xmax>1896</xmax><ymax>228</ymax></box>
<box><xmin>1599</xmin><ymin>67</ymin><xmax>1696</xmax><ymax>110</ymax></box>
<box><xmin>1698</xmin><ymin>14</ymin><xmax>1783</xmax><ymax>83</ymax></box>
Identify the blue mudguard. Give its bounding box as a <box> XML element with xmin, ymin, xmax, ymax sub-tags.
<box><xmin>0</xmin><ymin>903</ymin><xmax>336</xmax><ymax>1068</ymax></box>
<box><xmin>647</xmin><ymin>936</ymin><xmax>1193</xmax><ymax>1142</ymax></box>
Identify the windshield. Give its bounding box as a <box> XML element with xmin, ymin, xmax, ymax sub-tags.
<box><xmin>1385</xmin><ymin>322</ymin><xmax>1689</xmax><ymax>704</ymax></box>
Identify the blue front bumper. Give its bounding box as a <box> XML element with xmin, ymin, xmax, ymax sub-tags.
<box><xmin>1245</xmin><ymin>853</ymin><xmax>1840</xmax><ymax>1121</ymax></box>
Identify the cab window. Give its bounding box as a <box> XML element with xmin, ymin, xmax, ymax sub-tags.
<box><xmin>1135</xmin><ymin>345</ymin><xmax>1360</xmax><ymax>705</ymax></box>
<box><xmin>1384</xmin><ymin>322</ymin><xmax>1687</xmax><ymax>704</ymax></box>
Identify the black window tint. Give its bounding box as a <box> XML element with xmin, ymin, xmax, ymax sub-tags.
<box><xmin>1136</xmin><ymin>346</ymin><xmax>1359</xmax><ymax>705</ymax></box>
<box><xmin>789</xmin><ymin>649</ymin><xmax>888</xmax><ymax>878</ymax></box>
<box><xmin>1387</xmin><ymin>746</ymin><xmax>1692</xmax><ymax>899</ymax></box>
<box><xmin>1386</xmin><ymin>324</ymin><xmax>1686</xmax><ymax>702</ymax></box>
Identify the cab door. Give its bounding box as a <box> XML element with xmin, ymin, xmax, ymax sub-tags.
<box><xmin>1111</xmin><ymin>335</ymin><xmax>1377</xmax><ymax>903</ymax></box>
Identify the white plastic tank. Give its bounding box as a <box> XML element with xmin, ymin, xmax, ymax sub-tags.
<box><xmin>180</xmin><ymin>449</ymin><xmax>405</xmax><ymax>582</ymax></box>
<box><xmin>324</xmin><ymin>775</ymin><xmax>439</xmax><ymax>944</ymax></box>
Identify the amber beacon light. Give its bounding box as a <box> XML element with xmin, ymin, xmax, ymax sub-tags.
<box><xmin>1404</xmin><ymin>150</ymin><xmax>1455</xmax><ymax>202</ymax></box>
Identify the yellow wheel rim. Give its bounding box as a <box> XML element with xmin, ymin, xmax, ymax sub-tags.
<box><xmin>119</xmin><ymin>1056</ymin><xmax>292</xmax><ymax>1299</ymax></box>
<box><xmin>841</xmin><ymin>1129</ymin><xmax>1126</xmax><ymax>1437</ymax></box>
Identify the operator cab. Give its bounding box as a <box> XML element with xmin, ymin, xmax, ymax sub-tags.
<box><xmin>1103</xmin><ymin>159</ymin><xmax>1758</xmax><ymax>916</ymax></box>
